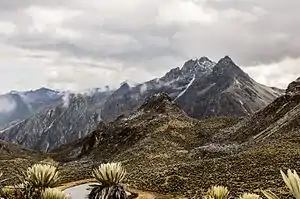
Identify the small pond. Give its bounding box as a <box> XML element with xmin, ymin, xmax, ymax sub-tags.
<box><xmin>65</xmin><ymin>183</ymin><xmax>92</xmax><ymax>199</ymax></box>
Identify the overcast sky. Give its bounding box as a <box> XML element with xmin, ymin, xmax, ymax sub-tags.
<box><xmin>0</xmin><ymin>0</ymin><xmax>299</xmax><ymax>93</ymax></box>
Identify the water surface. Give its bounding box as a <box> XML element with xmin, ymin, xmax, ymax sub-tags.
<box><xmin>65</xmin><ymin>183</ymin><xmax>92</xmax><ymax>199</ymax></box>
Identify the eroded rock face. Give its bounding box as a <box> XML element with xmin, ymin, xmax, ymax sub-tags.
<box><xmin>286</xmin><ymin>77</ymin><xmax>300</xmax><ymax>95</ymax></box>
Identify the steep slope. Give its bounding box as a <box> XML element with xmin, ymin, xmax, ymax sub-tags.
<box><xmin>55</xmin><ymin>83</ymin><xmax>300</xmax><ymax>197</ymax></box>
<box><xmin>0</xmin><ymin>91</ymin><xmax>112</xmax><ymax>152</ymax></box>
<box><xmin>52</xmin><ymin>93</ymin><xmax>240</xmax><ymax>193</ymax></box>
<box><xmin>0</xmin><ymin>88</ymin><xmax>62</xmax><ymax>129</ymax></box>
<box><xmin>53</xmin><ymin>93</ymin><xmax>238</xmax><ymax>160</ymax></box>
<box><xmin>101</xmin><ymin>56</ymin><xmax>282</xmax><ymax>121</ymax></box>
<box><xmin>177</xmin><ymin>56</ymin><xmax>283</xmax><ymax>118</ymax></box>
<box><xmin>220</xmin><ymin>77</ymin><xmax>300</xmax><ymax>143</ymax></box>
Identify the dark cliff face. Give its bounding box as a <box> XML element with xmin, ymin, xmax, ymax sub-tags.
<box><xmin>101</xmin><ymin>56</ymin><xmax>283</xmax><ymax>121</ymax></box>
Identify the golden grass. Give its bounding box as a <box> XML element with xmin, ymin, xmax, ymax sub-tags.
<box><xmin>168</xmin><ymin>120</ymin><xmax>193</xmax><ymax>128</ymax></box>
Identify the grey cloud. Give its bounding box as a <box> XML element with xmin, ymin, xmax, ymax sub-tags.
<box><xmin>201</xmin><ymin>0</ymin><xmax>300</xmax><ymax>65</ymax></box>
<box><xmin>0</xmin><ymin>0</ymin><xmax>74</xmax><ymax>11</ymax></box>
<box><xmin>0</xmin><ymin>96</ymin><xmax>17</xmax><ymax>113</ymax></box>
<box><xmin>5</xmin><ymin>0</ymin><xmax>299</xmax><ymax>66</ymax></box>
<box><xmin>0</xmin><ymin>0</ymin><xmax>299</xmax><ymax>92</ymax></box>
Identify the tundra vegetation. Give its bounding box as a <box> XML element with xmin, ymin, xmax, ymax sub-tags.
<box><xmin>0</xmin><ymin>162</ymin><xmax>299</xmax><ymax>199</ymax></box>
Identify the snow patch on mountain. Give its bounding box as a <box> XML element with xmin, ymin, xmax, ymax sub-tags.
<box><xmin>174</xmin><ymin>75</ymin><xmax>196</xmax><ymax>101</ymax></box>
<box><xmin>197</xmin><ymin>59</ymin><xmax>216</xmax><ymax>73</ymax></box>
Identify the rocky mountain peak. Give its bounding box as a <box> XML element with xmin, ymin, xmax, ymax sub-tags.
<box><xmin>198</xmin><ymin>56</ymin><xmax>211</xmax><ymax>62</ymax></box>
<box><xmin>218</xmin><ymin>55</ymin><xmax>234</xmax><ymax>65</ymax></box>
<box><xmin>214</xmin><ymin>56</ymin><xmax>237</xmax><ymax>70</ymax></box>
<box><xmin>120</xmin><ymin>82</ymin><xmax>130</xmax><ymax>89</ymax></box>
<box><xmin>114</xmin><ymin>82</ymin><xmax>130</xmax><ymax>95</ymax></box>
<box><xmin>286</xmin><ymin>77</ymin><xmax>300</xmax><ymax>96</ymax></box>
<box><xmin>181</xmin><ymin>57</ymin><xmax>215</xmax><ymax>76</ymax></box>
<box><xmin>34</xmin><ymin>87</ymin><xmax>55</xmax><ymax>93</ymax></box>
<box><xmin>161</xmin><ymin>67</ymin><xmax>182</xmax><ymax>81</ymax></box>
<box><xmin>212</xmin><ymin>56</ymin><xmax>248</xmax><ymax>80</ymax></box>
<box><xmin>138</xmin><ymin>92</ymin><xmax>176</xmax><ymax>113</ymax></box>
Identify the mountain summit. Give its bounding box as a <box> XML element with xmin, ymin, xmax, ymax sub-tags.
<box><xmin>102</xmin><ymin>56</ymin><xmax>283</xmax><ymax>121</ymax></box>
<box><xmin>101</xmin><ymin>56</ymin><xmax>217</xmax><ymax>121</ymax></box>
<box><xmin>181</xmin><ymin>56</ymin><xmax>215</xmax><ymax>76</ymax></box>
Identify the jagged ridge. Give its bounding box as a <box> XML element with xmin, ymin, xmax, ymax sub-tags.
<box><xmin>102</xmin><ymin>56</ymin><xmax>283</xmax><ymax>121</ymax></box>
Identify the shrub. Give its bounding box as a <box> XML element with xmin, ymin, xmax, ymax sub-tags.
<box><xmin>204</xmin><ymin>186</ymin><xmax>229</xmax><ymax>199</ymax></box>
<box><xmin>261</xmin><ymin>169</ymin><xmax>300</xmax><ymax>199</ymax></box>
<box><xmin>261</xmin><ymin>190</ymin><xmax>280</xmax><ymax>199</ymax></box>
<box><xmin>238</xmin><ymin>193</ymin><xmax>261</xmax><ymax>199</ymax></box>
<box><xmin>92</xmin><ymin>162</ymin><xmax>126</xmax><ymax>186</ymax></box>
<box><xmin>88</xmin><ymin>184</ymin><xmax>128</xmax><ymax>199</ymax></box>
<box><xmin>12</xmin><ymin>164</ymin><xmax>61</xmax><ymax>199</ymax></box>
<box><xmin>88</xmin><ymin>162</ymin><xmax>129</xmax><ymax>199</ymax></box>
<box><xmin>42</xmin><ymin>188</ymin><xmax>70</xmax><ymax>199</ymax></box>
<box><xmin>25</xmin><ymin>164</ymin><xmax>59</xmax><ymax>189</ymax></box>
<box><xmin>281</xmin><ymin>169</ymin><xmax>300</xmax><ymax>199</ymax></box>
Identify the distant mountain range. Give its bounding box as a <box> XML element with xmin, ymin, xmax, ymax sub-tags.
<box><xmin>0</xmin><ymin>56</ymin><xmax>284</xmax><ymax>151</ymax></box>
<box><xmin>0</xmin><ymin>87</ymin><xmax>63</xmax><ymax>130</ymax></box>
<box><xmin>0</xmin><ymin>91</ymin><xmax>112</xmax><ymax>151</ymax></box>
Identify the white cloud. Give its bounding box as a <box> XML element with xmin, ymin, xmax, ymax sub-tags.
<box><xmin>45</xmin><ymin>61</ymin><xmax>155</xmax><ymax>92</ymax></box>
<box><xmin>24</xmin><ymin>6</ymin><xmax>80</xmax><ymax>35</ymax></box>
<box><xmin>0</xmin><ymin>21</ymin><xmax>16</xmax><ymax>35</ymax></box>
<box><xmin>243</xmin><ymin>58</ymin><xmax>300</xmax><ymax>88</ymax></box>
<box><xmin>0</xmin><ymin>96</ymin><xmax>17</xmax><ymax>113</ymax></box>
<box><xmin>157</xmin><ymin>0</ymin><xmax>217</xmax><ymax>24</ymax></box>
